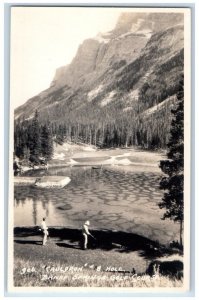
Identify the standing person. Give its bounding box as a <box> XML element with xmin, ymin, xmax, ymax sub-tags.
<box><xmin>41</xmin><ymin>217</ymin><xmax>49</xmax><ymax>246</ymax></box>
<box><xmin>82</xmin><ymin>220</ymin><xmax>92</xmax><ymax>250</ymax></box>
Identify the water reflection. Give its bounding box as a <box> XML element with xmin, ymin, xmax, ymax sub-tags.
<box><xmin>14</xmin><ymin>195</ymin><xmax>65</xmax><ymax>226</ymax></box>
<box><xmin>32</xmin><ymin>200</ymin><xmax>37</xmax><ymax>225</ymax></box>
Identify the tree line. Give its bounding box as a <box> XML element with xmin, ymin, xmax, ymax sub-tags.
<box><xmin>14</xmin><ymin>97</ymin><xmax>174</xmax><ymax>166</ymax></box>
<box><xmin>48</xmin><ymin>100</ymin><xmax>173</xmax><ymax>150</ymax></box>
<box><xmin>14</xmin><ymin>110</ymin><xmax>53</xmax><ymax>165</ymax></box>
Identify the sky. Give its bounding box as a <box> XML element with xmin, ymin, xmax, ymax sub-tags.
<box><xmin>10</xmin><ymin>7</ymin><xmax>128</xmax><ymax>109</ymax></box>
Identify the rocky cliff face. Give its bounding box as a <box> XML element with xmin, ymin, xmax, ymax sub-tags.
<box><xmin>50</xmin><ymin>12</ymin><xmax>183</xmax><ymax>90</ymax></box>
<box><xmin>15</xmin><ymin>12</ymin><xmax>184</xmax><ymax>126</ymax></box>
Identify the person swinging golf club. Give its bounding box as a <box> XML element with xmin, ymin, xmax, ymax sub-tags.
<box><xmin>40</xmin><ymin>217</ymin><xmax>49</xmax><ymax>246</ymax></box>
<box><xmin>82</xmin><ymin>220</ymin><xmax>95</xmax><ymax>250</ymax></box>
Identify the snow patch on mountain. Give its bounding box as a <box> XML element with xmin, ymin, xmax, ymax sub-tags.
<box><xmin>114</xmin><ymin>30</ymin><xmax>149</xmax><ymax>41</ymax></box>
<box><xmin>100</xmin><ymin>91</ymin><xmax>116</xmax><ymax>107</ymax></box>
<box><xmin>115</xmin><ymin>31</ymin><xmax>138</xmax><ymax>40</ymax></box>
<box><xmin>126</xmin><ymin>18</ymin><xmax>152</xmax><ymax>38</ymax></box>
<box><xmin>144</xmin><ymin>96</ymin><xmax>176</xmax><ymax>116</ymax></box>
<box><xmin>93</xmin><ymin>33</ymin><xmax>110</xmax><ymax>44</ymax></box>
<box><xmin>132</xmin><ymin>18</ymin><xmax>145</xmax><ymax>31</ymax></box>
<box><xmin>25</xmin><ymin>114</ymin><xmax>34</xmax><ymax>121</ymax></box>
<box><xmin>129</xmin><ymin>89</ymin><xmax>139</xmax><ymax>100</ymax></box>
<box><xmin>123</xmin><ymin>107</ymin><xmax>133</xmax><ymax>112</ymax></box>
<box><xmin>87</xmin><ymin>84</ymin><xmax>104</xmax><ymax>101</ymax></box>
<box><xmin>136</xmin><ymin>29</ymin><xmax>152</xmax><ymax>38</ymax></box>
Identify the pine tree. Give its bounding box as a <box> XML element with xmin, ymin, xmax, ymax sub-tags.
<box><xmin>41</xmin><ymin>123</ymin><xmax>54</xmax><ymax>161</ymax></box>
<box><xmin>29</xmin><ymin>110</ymin><xmax>41</xmax><ymax>164</ymax></box>
<box><xmin>159</xmin><ymin>75</ymin><xmax>184</xmax><ymax>247</ymax></box>
<box><xmin>14</xmin><ymin>122</ymin><xmax>23</xmax><ymax>158</ymax></box>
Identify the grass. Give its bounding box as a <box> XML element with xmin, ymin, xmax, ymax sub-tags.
<box><xmin>14</xmin><ymin>229</ymin><xmax>183</xmax><ymax>288</ymax></box>
<box><xmin>14</xmin><ymin>257</ymin><xmax>183</xmax><ymax>287</ymax></box>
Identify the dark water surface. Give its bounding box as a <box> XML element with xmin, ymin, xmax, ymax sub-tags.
<box><xmin>14</xmin><ymin>166</ymin><xmax>179</xmax><ymax>244</ymax></box>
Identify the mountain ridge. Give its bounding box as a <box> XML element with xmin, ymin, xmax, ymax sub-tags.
<box><xmin>14</xmin><ymin>12</ymin><xmax>184</xmax><ymax>149</ymax></box>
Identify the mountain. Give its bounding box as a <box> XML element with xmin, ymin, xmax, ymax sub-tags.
<box><xmin>15</xmin><ymin>12</ymin><xmax>184</xmax><ymax>149</ymax></box>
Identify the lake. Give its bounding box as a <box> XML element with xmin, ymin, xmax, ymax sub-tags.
<box><xmin>14</xmin><ymin>162</ymin><xmax>180</xmax><ymax>244</ymax></box>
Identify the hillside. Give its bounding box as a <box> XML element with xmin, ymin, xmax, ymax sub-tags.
<box><xmin>14</xmin><ymin>12</ymin><xmax>184</xmax><ymax>149</ymax></box>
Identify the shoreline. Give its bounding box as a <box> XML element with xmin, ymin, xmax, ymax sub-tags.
<box><xmin>14</xmin><ymin>145</ymin><xmax>166</xmax><ymax>175</ymax></box>
<box><xmin>14</xmin><ymin>226</ymin><xmax>182</xmax><ymax>250</ymax></box>
<box><xmin>13</xmin><ymin>226</ymin><xmax>183</xmax><ymax>287</ymax></box>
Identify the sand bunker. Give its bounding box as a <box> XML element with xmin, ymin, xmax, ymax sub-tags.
<box><xmin>15</xmin><ymin>176</ymin><xmax>71</xmax><ymax>188</ymax></box>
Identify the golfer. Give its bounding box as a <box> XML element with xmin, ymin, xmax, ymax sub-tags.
<box><xmin>82</xmin><ymin>220</ymin><xmax>92</xmax><ymax>250</ymax></box>
<box><xmin>41</xmin><ymin>217</ymin><xmax>49</xmax><ymax>246</ymax></box>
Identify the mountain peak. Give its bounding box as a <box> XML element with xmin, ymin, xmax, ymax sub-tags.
<box><xmin>115</xmin><ymin>12</ymin><xmax>147</xmax><ymax>32</ymax></box>
<box><xmin>48</xmin><ymin>12</ymin><xmax>184</xmax><ymax>91</ymax></box>
<box><xmin>113</xmin><ymin>12</ymin><xmax>183</xmax><ymax>36</ymax></box>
